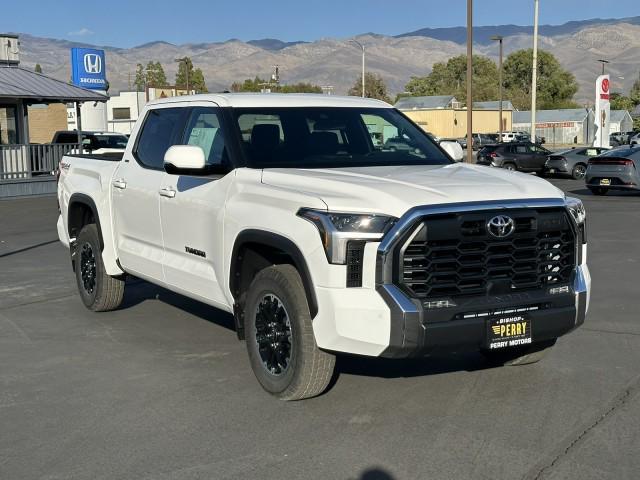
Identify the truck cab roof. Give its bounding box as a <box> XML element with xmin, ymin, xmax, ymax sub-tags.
<box><xmin>146</xmin><ymin>93</ymin><xmax>393</xmax><ymax>109</ymax></box>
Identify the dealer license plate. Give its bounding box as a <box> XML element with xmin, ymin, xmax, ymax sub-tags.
<box><xmin>486</xmin><ymin>314</ymin><xmax>532</xmax><ymax>350</ymax></box>
<box><xmin>600</xmin><ymin>178</ymin><xmax>611</xmax><ymax>186</ymax></box>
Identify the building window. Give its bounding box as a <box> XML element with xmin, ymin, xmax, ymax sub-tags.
<box><xmin>0</xmin><ymin>105</ymin><xmax>18</xmax><ymax>144</ymax></box>
<box><xmin>112</xmin><ymin>107</ymin><xmax>131</xmax><ymax>120</ymax></box>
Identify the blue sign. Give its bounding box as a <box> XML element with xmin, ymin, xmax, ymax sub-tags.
<box><xmin>71</xmin><ymin>48</ymin><xmax>107</xmax><ymax>90</ymax></box>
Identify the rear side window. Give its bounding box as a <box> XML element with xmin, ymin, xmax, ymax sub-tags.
<box><xmin>55</xmin><ymin>133</ymin><xmax>78</xmax><ymax>144</ymax></box>
<box><xmin>134</xmin><ymin>107</ymin><xmax>185</xmax><ymax>169</ymax></box>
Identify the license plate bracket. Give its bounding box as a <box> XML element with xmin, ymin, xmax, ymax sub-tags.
<box><xmin>486</xmin><ymin>314</ymin><xmax>532</xmax><ymax>350</ymax></box>
<box><xmin>600</xmin><ymin>178</ymin><xmax>611</xmax><ymax>186</ymax></box>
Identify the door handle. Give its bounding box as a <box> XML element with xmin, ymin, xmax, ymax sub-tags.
<box><xmin>159</xmin><ymin>187</ymin><xmax>176</xmax><ymax>198</ymax></box>
<box><xmin>112</xmin><ymin>179</ymin><xmax>127</xmax><ymax>189</ymax></box>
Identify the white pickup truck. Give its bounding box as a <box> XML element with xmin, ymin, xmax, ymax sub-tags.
<box><xmin>57</xmin><ymin>94</ymin><xmax>590</xmax><ymax>400</ymax></box>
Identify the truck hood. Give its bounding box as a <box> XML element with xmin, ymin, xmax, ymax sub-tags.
<box><xmin>261</xmin><ymin>163</ymin><xmax>565</xmax><ymax>218</ymax></box>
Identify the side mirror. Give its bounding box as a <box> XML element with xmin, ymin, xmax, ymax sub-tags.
<box><xmin>164</xmin><ymin>145</ymin><xmax>206</xmax><ymax>174</ymax></box>
<box><xmin>440</xmin><ymin>140</ymin><xmax>464</xmax><ymax>162</ymax></box>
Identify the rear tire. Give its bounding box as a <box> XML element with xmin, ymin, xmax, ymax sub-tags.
<box><xmin>481</xmin><ymin>339</ymin><xmax>556</xmax><ymax>366</ymax></box>
<box><xmin>74</xmin><ymin>224</ymin><xmax>125</xmax><ymax>312</ymax></box>
<box><xmin>244</xmin><ymin>264</ymin><xmax>335</xmax><ymax>400</ymax></box>
<box><xmin>588</xmin><ymin>187</ymin><xmax>608</xmax><ymax>196</ymax></box>
<box><xmin>572</xmin><ymin>163</ymin><xmax>587</xmax><ymax>180</ymax></box>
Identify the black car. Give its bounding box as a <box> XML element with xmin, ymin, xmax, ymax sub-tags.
<box><xmin>477</xmin><ymin>142</ymin><xmax>552</xmax><ymax>173</ymax></box>
<box><xmin>471</xmin><ymin>133</ymin><xmax>497</xmax><ymax>150</ymax></box>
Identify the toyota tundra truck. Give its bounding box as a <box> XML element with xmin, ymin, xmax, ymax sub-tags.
<box><xmin>57</xmin><ymin>94</ymin><xmax>590</xmax><ymax>400</ymax></box>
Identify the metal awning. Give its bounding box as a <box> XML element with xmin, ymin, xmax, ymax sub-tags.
<box><xmin>0</xmin><ymin>66</ymin><xmax>108</xmax><ymax>102</ymax></box>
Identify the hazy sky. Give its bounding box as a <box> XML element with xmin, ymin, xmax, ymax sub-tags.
<box><xmin>1</xmin><ymin>0</ymin><xmax>638</xmax><ymax>47</ymax></box>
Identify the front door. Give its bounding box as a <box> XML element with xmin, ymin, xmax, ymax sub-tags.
<box><xmin>159</xmin><ymin>106</ymin><xmax>234</xmax><ymax>307</ymax></box>
<box><xmin>112</xmin><ymin>106</ymin><xmax>186</xmax><ymax>281</ymax></box>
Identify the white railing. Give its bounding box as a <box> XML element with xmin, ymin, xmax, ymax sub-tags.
<box><xmin>0</xmin><ymin>143</ymin><xmax>80</xmax><ymax>180</ymax></box>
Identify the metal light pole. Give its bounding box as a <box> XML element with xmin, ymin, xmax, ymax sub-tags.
<box><xmin>530</xmin><ymin>0</ymin><xmax>540</xmax><ymax>143</ymax></box>
<box><xmin>174</xmin><ymin>57</ymin><xmax>190</xmax><ymax>94</ymax></box>
<box><xmin>597</xmin><ymin>59</ymin><xmax>609</xmax><ymax>75</ymax></box>
<box><xmin>466</xmin><ymin>0</ymin><xmax>473</xmax><ymax>163</ymax></box>
<box><xmin>491</xmin><ymin>35</ymin><xmax>504</xmax><ymax>142</ymax></box>
<box><xmin>350</xmin><ymin>40</ymin><xmax>366</xmax><ymax>98</ymax></box>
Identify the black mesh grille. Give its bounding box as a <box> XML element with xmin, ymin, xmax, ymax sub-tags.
<box><xmin>399</xmin><ymin>208</ymin><xmax>576</xmax><ymax>298</ymax></box>
<box><xmin>346</xmin><ymin>241</ymin><xmax>365</xmax><ymax>287</ymax></box>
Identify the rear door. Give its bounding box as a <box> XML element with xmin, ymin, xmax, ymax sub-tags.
<box><xmin>511</xmin><ymin>143</ymin><xmax>534</xmax><ymax>169</ymax></box>
<box><xmin>112</xmin><ymin>106</ymin><xmax>187</xmax><ymax>281</ymax></box>
<box><xmin>159</xmin><ymin>104</ymin><xmax>235</xmax><ymax>307</ymax></box>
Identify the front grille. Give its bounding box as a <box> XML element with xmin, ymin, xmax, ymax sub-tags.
<box><xmin>399</xmin><ymin>208</ymin><xmax>576</xmax><ymax>298</ymax></box>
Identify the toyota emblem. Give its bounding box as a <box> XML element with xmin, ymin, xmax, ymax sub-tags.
<box><xmin>487</xmin><ymin>215</ymin><xmax>515</xmax><ymax>238</ymax></box>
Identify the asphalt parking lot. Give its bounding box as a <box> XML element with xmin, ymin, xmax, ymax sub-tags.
<box><xmin>1</xmin><ymin>179</ymin><xmax>639</xmax><ymax>480</ymax></box>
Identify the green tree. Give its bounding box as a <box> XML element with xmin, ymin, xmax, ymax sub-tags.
<box><xmin>34</xmin><ymin>63</ymin><xmax>42</xmax><ymax>73</ymax></box>
<box><xmin>404</xmin><ymin>55</ymin><xmax>499</xmax><ymax>103</ymax></box>
<box><xmin>230</xmin><ymin>76</ymin><xmax>322</xmax><ymax>93</ymax></box>
<box><xmin>610</xmin><ymin>93</ymin><xmax>636</xmax><ymax>112</ymax></box>
<box><xmin>175</xmin><ymin>57</ymin><xmax>208</xmax><ymax>93</ymax></box>
<box><xmin>629</xmin><ymin>73</ymin><xmax>640</xmax><ymax>105</ymax></box>
<box><xmin>348</xmin><ymin>72</ymin><xmax>392</xmax><ymax>103</ymax></box>
<box><xmin>146</xmin><ymin>61</ymin><xmax>167</xmax><ymax>87</ymax></box>
<box><xmin>134</xmin><ymin>63</ymin><xmax>146</xmax><ymax>90</ymax></box>
<box><xmin>503</xmin><ymin>49</ymin><xmax>579</xmax><ymax>110</ymax></box>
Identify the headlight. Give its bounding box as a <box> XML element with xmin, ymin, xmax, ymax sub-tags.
<box><xmin>566</xmin><ymin>197</ymin><xmax>586</xmax><ymax>225</ymax></box>
<box><xmin>298</xmin><ymin>208</ymin><xmax>397</xmax><ymax>264</ymax></box>
<box><xmin>566</xmin><ymin>196</ymin><xmax>587</xmax><ymax>245</ymax></box>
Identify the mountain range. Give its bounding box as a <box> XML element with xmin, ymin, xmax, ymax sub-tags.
<box><xmin>11</xmin><ymin>16</ymin><xmax>640</xmax><ymax>104</ymax></box>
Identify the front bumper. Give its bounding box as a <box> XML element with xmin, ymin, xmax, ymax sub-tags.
<box><xmin>377</xmin><ymin>264</ymin><xmax>589</xmax><ymax>358</ymax></box>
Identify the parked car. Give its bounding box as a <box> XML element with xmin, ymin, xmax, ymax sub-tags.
<box><xmin>52</xmin><ymin>130</ymin><xmax>128</xmax><ymax>154</ymax></box>
<box><xmin>471</xmin><ymin>133</ymin><xmax>497</xmax><ymax>150</ymax></box>
<box><xmin>56</xmin><ymin>93</ymin><xmax>589</xmax><ymax>400</ymax></box>
<box><xmin>630</xmin><ymin>132</ymin><xmax>640</xmax><ymax>146</ymax></box>
<box><xmin>585</xmin><ymin>145</ymin><xmax>640</xmax><ymax>195</ymax></box>
<box><xmin>544</xmin><ymin>147</ymin><xmax>609</xmax><ymax>180</ymax></box>
<box><xmin>476</xmin><ymin>142</ymin><xmax>552</xmax><ymax>173</ymax></box>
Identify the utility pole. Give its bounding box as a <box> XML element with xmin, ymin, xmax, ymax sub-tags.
<box><xmin>174</xmin><ymin>57</ymin><xmax>190</xmax><ymax>93</ymax></box>
<box><xmin>491</xmin><ymin>35</ymin><xmax>504</xmax><ymax>142</ymax></box>
<box><xmin>466</xmin><ymin>0</ymin><xmax>473</xmax><ymax>163</ymax></box>
<box><xmin>530</xmin><ymin>0</ymin><xmax>540</xmax><ymax>143</ymax></box>
<box><xmin>350</xmin><ymin>40</ymin><xmax>366</xmax><ymax>98</ymax></box>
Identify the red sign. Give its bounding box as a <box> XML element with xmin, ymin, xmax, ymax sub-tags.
<box><xmin>601</xmin><ymin>78</ymin><xmax>609</xmax><ymax>93</ymax></box>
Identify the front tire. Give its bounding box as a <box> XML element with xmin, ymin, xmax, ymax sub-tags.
<box><xmin>503</xmin><ymin>162</ymin><xmax>517</xmax><ymax>171</ymax></box>
<box><xmin>481</xmin><ymin>339</ymin><xmax>556</xmax><ymax>366</ymax></box>
<box><xmin>244</xmin><ymin>265</ymin><xmax>335</xmax><ymax>400</ymax></box>
<box><xmin>74</xmin><ymin>224</ymin><xmax>125</xmax><ymax>312</ymax></box>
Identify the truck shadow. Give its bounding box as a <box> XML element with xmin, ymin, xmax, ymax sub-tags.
<box><xmin>120</xmin><ymin>279</ymin><xmax>497</xmax><ymax>380</ymax></box>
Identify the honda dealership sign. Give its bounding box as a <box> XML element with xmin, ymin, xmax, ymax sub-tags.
<box><xmin>71</xmin><ymin>48</ymin><xmax>107</xmax><ymax>90</ymax></box>
<box><xmin>593</xmin><ymin>74</ymin><xmax>610</xmax><ymax>148</ymax></box>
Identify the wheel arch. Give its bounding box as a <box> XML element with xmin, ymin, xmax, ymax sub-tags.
<box><xmin>230</xmin><ymin>229</ymin><xmax>319</xmax><ymax>339</ymax></box>
<box><xmin>68</xmin><ymin>193</ymin><xmax>104</xmax><ymax>250</ymax></box>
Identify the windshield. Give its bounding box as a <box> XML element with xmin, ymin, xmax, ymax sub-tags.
<box><xmin>231</xmin><ymin>107</ymin><xmax>451</xmax><ymax>168</ymax></box>
<box><xmin>93</xmin><ymin>135</ymin><xmax>128</xmax><ymax>149</ymax></box>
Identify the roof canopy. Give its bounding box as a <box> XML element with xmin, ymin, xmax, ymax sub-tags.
<box><xmin>0</xmin><ymin>66</ymin><xmax>108</xmax><ymax>103</ymax></box>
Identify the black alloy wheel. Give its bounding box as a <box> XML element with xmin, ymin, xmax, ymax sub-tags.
<box><xmin>79</xmin><ymin>242</ymin><xmax>97</xmax><ymax>294</ymax></box>
<box><xmin>572</xmin><ymin>164</ymin><xmax>587</xmax><ymax>180</ymax></box>
<box><xmin>254</xmin><ymin>294</ymin><xmax>293</xmax><ymax>376</ymax></box>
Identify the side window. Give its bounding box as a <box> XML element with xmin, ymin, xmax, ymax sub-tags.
<box><xmin>182</xmin><ymin>107</ymin><xmax>227</xmax><ymax>166</ymax></box>
<box><xmin>515</xmin><ymin>145</ymin><xmax>529</xmax><ymax>154</ymax></box>
<box><xmin>585</xmin><ymin>148</ymin><xmax>599</xmax><ymax>156</ymax></box>
<box><xmin>134</xmin><ymin>107</ymin><xmax>185</xmax><ymax>169</ymax></box>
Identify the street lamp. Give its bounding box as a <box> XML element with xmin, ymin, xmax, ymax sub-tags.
<box><xmin>491</xmin><ymin>35</ymin><xmax>504</xmax><ymax>142</ymax></box>
<box><xmin>597</xmin><ymin>59</ymin><xmax>609</xmax><ymax>75</ymax></box>
<box><xmin>350</xmin><ymin>39</ymin><xmax>365</xmax><ymax>98</ymax></box>
<box><xmin>174</xmin><ymin>57</ymin><xmax>190</xmax><ymax>94</ymax></box>
<box><xmin>466</xmin><ymin>0</ymin><xmax>473</xmax><ymax>163</ymax></box>
<box><xmin>530</xmin><ymin>0</ymin><xmax>540</xmax><ymax>143</ymax></box>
